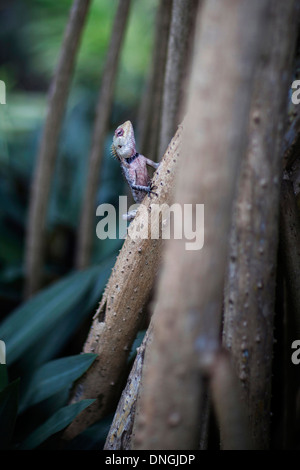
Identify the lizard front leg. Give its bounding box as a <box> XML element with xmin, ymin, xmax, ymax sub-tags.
<box><xmin>145</xmin><ymin>158</ymin><xmax>160</xmax><ymax>170</ymax></box>
<box><xmin>131</xmin><ymin>181</ymin><xmax>158</xmax><ymax>198</ymax></box>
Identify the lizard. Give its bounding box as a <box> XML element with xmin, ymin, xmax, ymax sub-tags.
<box><xmin>111</xmin><ymin>120</ymin><xmax>159</xmax><ymax>219</ymax></box>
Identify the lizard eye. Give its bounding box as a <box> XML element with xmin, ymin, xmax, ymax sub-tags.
<box><xmin>116</xmin><ymin>128</ymin><xmax>124</xmax><ymax>137</ymax></box>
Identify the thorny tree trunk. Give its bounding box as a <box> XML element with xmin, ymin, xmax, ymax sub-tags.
<box><xmin>132</xmin><ymin>0</ymin><xmax>270</xmax><ymax>450</ymax></box>
<box><xmin>137</xmin><ymin>0</ymin><xmax>173</xmax><ymax>163</ymax></box>
<box><xmin>104</xmin><ymin>314</ymin><xmax>209</xmax><ymax>451</ymax></box>
<box><xmin>104</xmin><ymin>322</ymin><xmax>154</xmax><ymax>450</ymax></box>
<box><xmin>222</xmin><ymin>0</ymin><xmax>297</xmax><ymax>450</ymax></box>
<box><xmin>62</xmin><ymin>126</ymin><xmax>182</xmax><ymax>441</ymax></box>
<box><xmin>24</xmin><ymin>0</ymin><xmax>91</xmax><ymax>298</ymax></box>
<box><xmin>76</xmin><ymin>0</ymin><xmax>132</xmax><ymax>270</ymax></box>
<box><xmin>209</xmin><ymin>351</ymin><xmax>252</xmax><ymax>449</ymax></box>
<box><xmin>104</xmin><ymin>1</ymin><xmax>200</xmax><ymax>450</ymax></box>
<box><xmin>158</xmin><ymin>0</ymin><xmax>199</xmax><ymax>159</ymax></box>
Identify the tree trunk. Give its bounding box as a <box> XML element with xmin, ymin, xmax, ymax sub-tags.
<box><xmin>222</xmin><ymin>0</ymin><xmax>297</xmax><ymax>449</ymax></box>
<box><xmin>132</xmin><ymin>0</ymin><xmax>270</xmax><ymax>450</ymax></box>
<box><xmin>137</xmin><ymin>0</ymin><xmax>173</xmax><ymax>162</ymax></box>
<box><xmin>62</xmin><ymin>125</ymin><xmax>182</xmax><ymax>442</ymax></box>
<box><xmin>24</xmin><ymin>0</ymin><xmax>91</xmax><ymax>298</ymax></box>
<box><xmin>104</xmin><ymin>322</ymin><xmax>154</xmax><ymax>450</ymax></box>
<box><xmin>158</xmin><ymin>0</ymin><xmax>199</xmax><ymax>159</ymax></box>
<box><xmin>76</xmin><ymin>0</ymin><xmax>132</xmax><ymax>270</ymax></box>
<box><xmin>209</xmin><ymin>351</ymin><xmax>252</xmax><ymax>449</ymax></box>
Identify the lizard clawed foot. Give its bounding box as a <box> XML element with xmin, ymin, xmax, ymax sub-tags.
<box><xmin>147</xmin><ymin>182</ymin><xmax>158</xmax><ymax>199</ymax></box>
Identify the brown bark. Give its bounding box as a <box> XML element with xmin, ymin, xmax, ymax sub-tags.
<box><xmin>132</xmin><ymin>0</ymin><xmax>270</xmax><ymax>450</ymax></box>
<box><xmin>104</xmin><ymin>323</ymin><xmax>153</xmax><ymax>450</ymax></box>
<box><xmin>209</xmin><ymin>350</ymin><xmax>252</xmax><ymax>449</ymax></box>
<box><xmin>137</xmin><ymin>0</ymin><xmax>173</xmax><ymax>162</ymax></box>
<box><xmin>76</xmin><ymin>0</ymin><xmax>132</xmax><ymax>270</ymax></box>
<box><xmin>62</xmin><ymin>125</ymin><xmax>182</xmax><ymax>441</ymax></box>
<box><xmin>104</xmin><ymin>318</ymin><xmax>211</xmax><ymax>450</ymax></box>
<box><xmin>158</xmin><ymin>0</ymin><xmax>199</xmax><ymax>159</ymax></box>
<box><xmin>24</xmin><ymin>0</ymin><xmax>91</xmax><ymax>298</ymax></box>
<box><xmin>222</xmin><ymin>0</ymin><xmax>297</xmax><ymax>449</ymax></box>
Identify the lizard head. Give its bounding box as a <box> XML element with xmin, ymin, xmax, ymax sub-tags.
<box><xmin>111</xmin><ymin>120</ymin><xmax>136</xmax><ymax>160</ymax></box>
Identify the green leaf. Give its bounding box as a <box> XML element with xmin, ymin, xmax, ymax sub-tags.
<box><xmin>14</xmin><ymin>255</ymin><xmax>114</xmax><ymax>372</ymax></box>
<box><xmin>19</xmin><ymin>353</ymin><xmax>97</xmax><ymax>414</ymax></box>
<box><xmin>128</xmin><ymin>329</ymin><xmax>146</xmax><ymax>363</ymax></box>
<box><xmin>0</xmin><ymin>378</ymin><xmax>20</xmax><ymax>449</ymax></box>
<box><xmin>0</xmin><ymin>265</ymin><xmax>102</xmax><ymax>364</ymax></box>
<box><xmin>19</xmin><ymin>399</ymin><xmax>95</xmax><ymax>450</ymax></box>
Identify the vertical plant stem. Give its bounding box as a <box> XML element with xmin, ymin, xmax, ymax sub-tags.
<box><xmin>132</xmin><ymin>0</ymin><xmax>269</xmax><ymax>450</ymax></box>
<box><xmin>222</xmin><ymin>0</ymin><xmax>297</xmax><ymax>449</ymax></box>
<box><xmin>158</xmin><ymin>0</ymin><xmax>199</xmax><ymax>159</ymax></box>
<box><xmin>62</xmin><ymin>127</ymin><xmax>182</xmax><ymax>442</ymax></box>
<box><xmin>104</xmin><ymin>322</ymin><xmax>154</xmax><ymax>450</ymax></box>
<box><xmin>24</xmin><ymin>0</ymin><xmax>91</xmax><ymax>298</ymax></box>
<box><xmin>76</xmin><ymin>0</ymin><xmax>132</xmax><ymax>270</ymax></box>
<box><xmin>137</xmin><ymin>0</ymin><xmax>173</xmax><ymax>162</ymax></box>
<box><xmin>209</xmin><ymin>351</ymin><xmax>252</xmax><ymax>449</ymax></box>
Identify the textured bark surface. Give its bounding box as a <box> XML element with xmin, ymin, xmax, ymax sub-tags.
<box><xmin>24</xmin><ymin>0</ymin><xmax>91</xmax><ymax>297</ymax></box>
<box><xmin>76</xmin><ymin>0</ymin><xmax>132</xmax><ymax>269</ymax></box>
<box><xmin>104</xmin><ymin>323</ymin><xmax>153</xmax><ymax>450</ymax></box>
<box><xmin>62</xmin><ymin>125</ymin><xmax>182</xmax><ymax>441</ymax></box>
<box><xmin>158</xmin><ymin>0</ymin><xmax>199</xmax><ymax>159</ymax></box>
<box><xmin>132</xmin><ymin>0</ymin><xmax>269</xmax><ymax>450</ymax></box>
<box><xmin>209</xmin><ymin>351</ymin><xmax>252</xmax><ymax>450</ymax></box>
<box><xmin>222</xmin><ymin>0</ymin><xmax>297</xmax><ymax>449</ymax></box>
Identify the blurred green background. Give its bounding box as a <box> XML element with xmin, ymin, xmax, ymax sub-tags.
<box><xmin>0</xmin><ymin>0</ymin><xmax>157</xmax><ymax>449</ymax></box>
<box><xmin>0</xmin><ymin>0</ymin><xmax>157</xmax><ymax>316</ymax></box>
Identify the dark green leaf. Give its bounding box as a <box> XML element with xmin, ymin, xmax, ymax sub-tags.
<box><xmin>128</xmin><ymin>329</ymin><xmax>146</xmax><ymax>363</ymax></box>
<box><xmin>14</xmin><ymin>255</ymin><xmax>114</xmax><ymax>372</ymax></box>
<box><xmin>19</xmin><ymin>399</ymin><xmax>95</xmax><ymax>450</ymax></box>
<box><xmin>19</xmin><ymin>353</ymin><xmax>97</xmax><ymax>414</ymax></box>
<box><xmin>0</xmin><ymin>265</ymin><xmax>102</xmax><ymax>364</ymax></box>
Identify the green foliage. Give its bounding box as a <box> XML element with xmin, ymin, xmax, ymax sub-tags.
<box><xmin>20</xmin><ymin>0</ymin><xmax>157</xmax><ymax>100</ymax></box>
<box><xmin>0</xmin><ymin>258</ymin><xmax>114</xmax><ymax>449</ymax></box>
<box><xmin>19</xmin><ymin>354</ymin><xmax>97</xmax><ymax>414</ymax></box>
<box><xmin>0</xmin><ymin>0</ymin><xmax>156</xmax><ymax>450</ymax></box>
<box><xmin>0</xmin><ymin>265</ymin><xmax>108</xmax><ymax>364</ymax></box>
<box><xmin>19</xmin><ymin>399</ymin><xmax>95</xmax><ymax>450</ymax></box>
